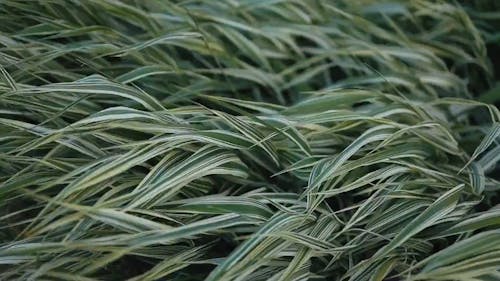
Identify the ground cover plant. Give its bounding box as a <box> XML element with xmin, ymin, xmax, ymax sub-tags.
<box><xmin>1</xmin><ymin>0</ymin><xmax>500</xmax><ymax>280</ymax></box>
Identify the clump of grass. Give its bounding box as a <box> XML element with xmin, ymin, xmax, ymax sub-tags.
<box><xmin>0</xmin><ymin>1</ymin><xmax>499</xmax><ymax>280</ymax></box>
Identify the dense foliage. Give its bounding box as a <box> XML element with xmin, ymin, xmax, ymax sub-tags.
<box><xmin>1</xmin><ymin>1</ymin><xmax>500</xmax><ymax>280</ymax></box>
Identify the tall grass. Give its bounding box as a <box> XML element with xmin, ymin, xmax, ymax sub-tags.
<box><xmin>1</xmin><ymin>1</ymin><xmax>499</xmax><ymax>280</ymax></box>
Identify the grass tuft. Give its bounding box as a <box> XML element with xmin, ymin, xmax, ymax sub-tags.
<box><xmin>1</xmin><ymin>1</ymin><xmax>500</xmax><ymax>280</ymax></box>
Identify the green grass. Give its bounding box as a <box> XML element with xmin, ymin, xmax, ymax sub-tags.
<box><xmin>1</xmin><ymin>1</ymin><xmax>500</xmax><ymax>280</ymax></box>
